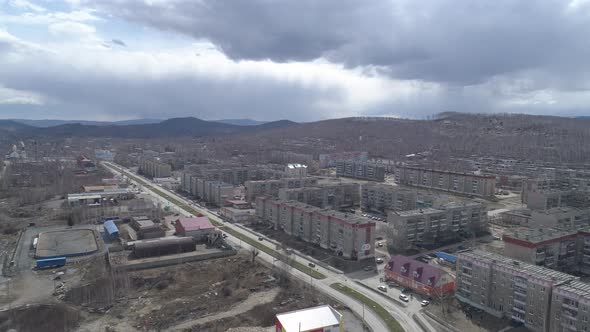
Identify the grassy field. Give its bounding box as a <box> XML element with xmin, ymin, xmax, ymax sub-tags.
<box><xmin>330</xmin><ymin>283</ymin><xmax>404</xmax><ymax>332</ymax></box>
<box><xmin>111</xmin><ymin>164</ymin><xmax>326</xmax><ymax>280</ymax></box>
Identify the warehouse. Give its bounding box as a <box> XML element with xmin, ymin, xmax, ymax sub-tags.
<box><xmin>174</xmin><ymin>216</ymin><xmax>215</xmax><ymax>241</ymax></box>
<box><xmin>132</xmin><ymin>237</ymin><xmax>195</xmax><ymax>258</ymax></box>
<box><xmin>103</xmin><ymin>220</ymin><xmax>119</xmax><ymax>239</ymax></box>
<box><xmin>131</xmin><ymin>218</ymin><xmax>165</xmax><ymax>239</ymax></box>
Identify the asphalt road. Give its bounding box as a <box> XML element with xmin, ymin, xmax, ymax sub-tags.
<box><xmin>102</xmin><ymin>161</ymin><xmax>435</xmax><ymax>332</ymax></box>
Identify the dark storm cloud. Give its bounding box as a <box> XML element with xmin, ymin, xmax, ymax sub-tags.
<box><xmin>84</xmin><ymin>0</ymin><xmax>590</xmax><ymax>86</ymax></box>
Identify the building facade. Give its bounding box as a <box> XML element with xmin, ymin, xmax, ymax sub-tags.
<box><xmin>244</xmin><ymin>177</ymin><xmax>319</xmax><ymax>202</ymax></box>
<box><xmin>361</xmin><ymin>183</ymin><xmax>417</xmax><ymax>214</ymax></box>
<box><xmin>335</xmin><ymin>161</ymin><xmax>385</xmax><ymax>182</ymax></box>
<box><xmin>256</xmin><ymin>197</ymin><xmax>375</xmax><ymax>260</ymax></box>
<box><xmin>284</xmin><ymin>163</ymin><xmax>308</xmax><ymax>178</ymax></box>
<box><xmin>278</xmin><ymin>183</ymin><xmax>360</xmax><ymax>210</ymax></box>
<box><xmin>456</xmin><ymin>250</ymin><xmax>578</xmax><ymax>332</ymax></box>
<box><xmin>393</xmin><ymin>166</ymin><xmax>496</xmax><ymax>198</ymax></box>
<box><xmin>384</xmin><ymin>255</ymin><xmax>455</xmax><ymax>296</ymax></box>
<box><xmin>388</xmin><ymin>202</ymin><xmax>486</xmax><ymax>250</ymax></box>
<box><xmin>139</xmin><ymin>158</ymin><xmax>172</xmax><ymax>178</ymax></box>
<box><xmin>503</xmin><ymin>228</ymin><xmax>578</xmax><ymax>273</ymax></box>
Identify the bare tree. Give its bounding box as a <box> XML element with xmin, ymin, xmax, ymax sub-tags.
<box><xmin>250</xmin><ymin>248</ymin><xmax>259</xmax><ymax>264</ymax></box>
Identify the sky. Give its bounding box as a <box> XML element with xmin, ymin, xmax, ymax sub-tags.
<box><xmin>1</xmin><ymin>0</ymin><xmax>590</xmax><ymax>122</ymax></box>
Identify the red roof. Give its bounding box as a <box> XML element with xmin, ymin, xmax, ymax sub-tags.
<box><xmin>176</xmin><ymin>216</ymin><xmax>214</xmax><ymax>232</ymax></box>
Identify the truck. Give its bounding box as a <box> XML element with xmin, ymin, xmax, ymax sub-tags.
<box><xmin>35</xmin><ymin>257</ymin><xmax>66</xmax><ymax>270</ymax></box>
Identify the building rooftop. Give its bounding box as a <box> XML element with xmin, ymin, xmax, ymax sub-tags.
<box><xmin>275</xmin><ymin>305</ymin><xmax>341</xmax><ymax>332</ymax></box>
<box><xmin>555</xmin><ymin>280</ymin><xmax>590</xmax><ymax>298</ymax></box>
<box><xmin>394</xmin><ymin>208</ymin><xmax>443</xmax><ymax>217</ymax></box>
<box><xmin>287</xmin><ymin>163</ymin><xmax>307</xmax><ymax>169</ymax></box>
<box><xmin>503</xmin><ymin>227</ymin><xmax>578</xmax><ymax>245</ymax></box>
<box><xmin>398</xmin><ymin>165</ymin><xmax>496</xmax><ymax>179</ymax></box>
<box><xmin>176</xmin><ymin>216</ymin><xmax>215</xmax><ymax>231</ymax></box>
<box><xmin>459</xmin><ymin>250</ymin><xmax>576</xmax><ymax>283</ymax></box>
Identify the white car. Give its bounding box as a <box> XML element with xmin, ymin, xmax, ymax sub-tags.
<box><xmin>399</xmin><ymin>294</ymin><xmax>409</xmax><ymax>302</ymax></box>
<box><xmin>421</xmin><ymin>300</ymin><xmax>430</xmax><ymax>307</ymax></box>
<box><xmin>377</xmin><ymin>285</ymin><xmax>387</xmax><ymax>292</ymax></box>
<box><xmin>376</xmin><ymin>258</ymin><xmax>384</xmax><ymax>264</ymax></box>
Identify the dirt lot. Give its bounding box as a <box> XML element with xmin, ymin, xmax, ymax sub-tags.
<box><xmin>74</xmin><ymin>253</ymin><xmax>367</xmax><ymax>332</ymax></box>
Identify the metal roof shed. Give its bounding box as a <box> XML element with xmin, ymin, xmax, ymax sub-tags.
<box><xmin>275</xmin><ymin>305</ymin><xmax>342</xmax><ymax>332</ymax></box>
<box><xmin>104</xmin><ymin>220</ymin><xmax>119</xmax><ymax>238</ymax></box>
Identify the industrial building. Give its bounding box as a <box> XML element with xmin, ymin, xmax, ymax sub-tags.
<box><xmin>335</xmin><ymin>160</ymin><xmax>385</xmax><ymax>182</ymax></box>
<box><xmin>278</xmin><ymin>182</ymin><xmax>360</xmax><ymax>210</ymax></box>
<box><xmin>244</xmin><ymin>177</ymin><xmax>319</xmax><ymax>202</ymax></box>
<box><xmin>131</xmin><ymin>217</ymin><xmax>165</xmax><ymax>239</ymax></box>
<box><xmin>132</xmin><ymin>237</ymin><xmax>195</xmax><ymax>258</ymax></box>
<box><xmin>139</xmin><ymin>158</ymin><xmax>172</xmax><ymax>178</ymax></box>
<box><xmin>256</xmin><ymin>197</ymin><xmax>375</xmax><ymax>260</ymax></box>
<box><xmin>393</xmin><ymin>166</ymin><xmax>496</xmax><ymax>198</ymax></box>
<box><xmin>456</xmin><ymin>250</ymin><xmax>590</xmax><ymax>332</ymax></box>
<box><xmin>67</xmin><ymin>188</ymin><xmax>133</xmax><ymax>206</ymax></box>
<box><xmin>275</xmin><ymin>305</ymin><xmax>343</xmax><ymax>332</ymax></box>
<box><xmin>384</xmin><ymin>255</ymin><xmax>455</xmax><ymax>296</ymax></box>
<box><xmin>174</xmin><ymin>216</ymin><xmax>215</xmax><ymax>241</ymax></box>
<box><xmin>361</xmin><ymin>183</ymin><xmax>417</xmax><ymax>214</ymax></box>
<box><xmin>103</xmin><ymin>220</ymin><xmax>119</xmax><ymax>239</ymax></box>
<box><xmin>388</xmin><ymin>202</ymin><xmax>486</xmax><ymax>250</ymax></box>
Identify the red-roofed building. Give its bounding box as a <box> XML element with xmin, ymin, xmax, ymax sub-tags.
<box><xmin>384</xmin><ymin>255</ymin><xmax>455</xmax><ymax>296</ymax></box>
<box><xmin>174</xmin><ymin>216</ymin><xmax>215</xmax><ymax>241</ymax></box>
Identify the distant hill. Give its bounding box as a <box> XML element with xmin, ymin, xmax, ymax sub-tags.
<box><xmin>212</xmin><ymin>119</ymin><xmax>268</xmax><ymax>126</ymax></box>
<box><xmin>18</xmin><ymin>117</ymin><xmax>296</xmax><ymax>139</ymax></box>
<box><xmin>10</xmin><ymin>118</ymin><xmax>162</xmax><ymax>127</ymax></box>
<box><xmin>220</xmin><ymin>113</ymin><xmax>590</xmax><ymax>163</ymax></box>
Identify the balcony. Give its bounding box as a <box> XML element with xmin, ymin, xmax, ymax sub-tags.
<box><xmin>513</xmin><ymin>298</ymin><xmax>526</xmax><ymax>306</ymax></box>
<box><xmin>561</xmin><ymin>323</ymin><xmax>578</xmax><ymax>331</ymax></box>
<box><xmin>562</xmin><ymin>303</ymin><xmax>579</xmax><ymax>311</ymax></box>
<box><xmin>512</xmin><ymin>306</ymin><xmax>526</xmax><ymax>314</ymax></box>
<box><xmin>514</xmin><ymin>287</ymin><xmax>527</xmax><ymax>296</ymax></box>
<box><xmin>511</xmin><ymin>315</ymin><xmax>525</xmax><ymax>323</ymax></box>
<box><xmin>514</xmin><ymin>279</ymin><xmax>528</xmax><ymax>289</ymax></box>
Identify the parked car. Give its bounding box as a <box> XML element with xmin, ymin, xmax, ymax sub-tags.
<box><xmin>387</xmin><ymin>282</ymin><xmax>399</xmax><ymax>288</ymax></box>
<box><xmin>308</xmin><ymin>262</ymin><xmax>316</xmax><ymax>268</ymax></box>
<box><xmin>363</xmin><ymin>266</ymin><xmax>373</xmax><ymax>271</ymax></box>
<box><xmin>421</xmin><ymin>300</ymin><xmax>430</xmax><ymax>307</ymax></box>
<box><xmin>377</xmin><ymin>285</ymin><xmax>387</xmax><ymax>292</ymax></box>
<box><xmin>399</xmin><ymin>294</ymin><xmax>409</xmax><ymax>302</ymax></box>
<box><xmin>377</xmin><ymin>242</ymin><xmax>384</xmax><ymax>247</ymax></box>
<box><xmin>376</xmin><ymin>258</ymin><xmax>384</xmax><ymax>264</ymax></box>
<box><xmin>258</xmin><ymin>237</ymin><xmax>264</xmax><ymax>241</ymax></box>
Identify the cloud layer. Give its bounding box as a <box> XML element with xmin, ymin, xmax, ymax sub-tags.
<box><xmin>1</xmin><ymin>0</ymin><xmax>590</xmax><ymax>121</ymax></box>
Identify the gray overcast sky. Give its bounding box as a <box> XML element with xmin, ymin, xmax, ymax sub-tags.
<box><xmin>1</xmin><ymin>0</ymin><xmax>590</xmax><ymax>121</ymax></box>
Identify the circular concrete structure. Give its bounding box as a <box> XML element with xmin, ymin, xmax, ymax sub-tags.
<box><xmin>35</xmin><ymin>229</ymin><xmax>99</xmax><ymax>259</ymax></box>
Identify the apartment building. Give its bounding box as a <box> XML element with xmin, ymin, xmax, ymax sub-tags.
<box><xmin>206</xmin><ymin>181</ymin><xmax>235</xmax><ymax>207</ymax></box>
<box><xmin>522</xmin><ymin>177</ymin><xmax>590</xmax><ymax>208</ymax></box>
<box><xmin>550</xmin><ymin>281</ymin><xmax>590</xmax><ymax>332</ymax></box>
<box><xmin>278</xmin><ymin>183</ymin><xmax>360</xmax><ymax>209</ymax></box>
<box><xmin>530</xmin><ymin>208</ymin><xmax>590</xmax><ymax>229</ymax></box>
<box><xmin>393</xmin><ymin>166</ymin><xmax>496</xmax><ymax>198</ymax></box>
<box><xmin>503</xmin><ymin>228</ymin><xmax>578</xmax><ymax>273</ymax></box>
<box><xmin>139</xmin><ymin>158</ymin><xmax>172</xmax><ymax>178</ymax></box>
<box><xmin>319</xmin><ymin>151</ymin><xmax>368</xmax><ymax>168</ymax></box>
<box><xmin>335</xmin><ymin>161</ymin><xmax>385</xmax><ymax>182</ymax></box>
<box><xmin>244</xmin><ymin>177</ymin><xmax>319</xmax><ymax>202</ymax></box>
<box><xmin>580</xmin><ymin>228</ymin><xmax>590</xmax><ymax>275</ymax></box>
<box><xmin>256</xmin><ymin>197</ymin><xmax>376</xmax><ymax>260</ymax></box>
<box><xmin>456</xmin><ymin>250</ymin><xmax>578</xmax><ymax>332</ymax></box>
<box><xmin>361</xmin><ymin>183</ymin><xmax>417</xmax><ymax>214</ymax></box>
<box><xmin>388</xmin><ymin>202</ymin><xmax>486</xmax><ymax>249</ymax></box>
<box><xmin>284</xmin><ymin>163</ymin><xmax>308</xmax><ymax>178</ymax></box>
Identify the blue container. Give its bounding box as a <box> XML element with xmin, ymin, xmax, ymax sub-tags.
<box><xmin>435</xmin><ymin>251</ymin><xmax>457</xmax><ymax>264</ymax></box>
<box><xmin>36</xmin><ymin>257</ymin><xmax>66</xmax><ymax>269</ymax></box>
